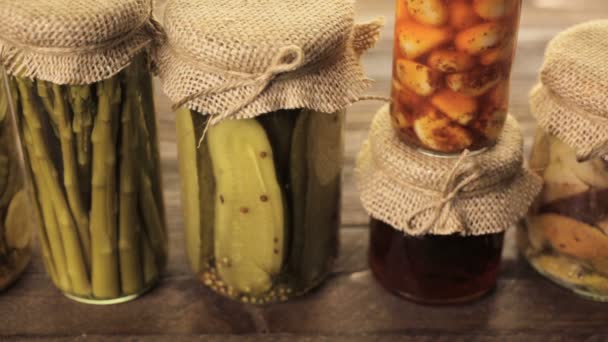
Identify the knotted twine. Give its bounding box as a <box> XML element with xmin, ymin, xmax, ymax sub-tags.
<box><xmin>356</xmin><ymin>105</ymin><xmax>542</xmax><ymax>236</ymax></box>
<box><xmin>531</xmin><ymin>20</ymin><xmax>608</xmax><ymax>162</ymax></box>
<box><xmin>157</xmin><ymin>0</ymin><xmax>385</xmax><ymax>131</ymax></box>
<box><xmin>0</xmin><ymin>0</ymin><xmax>161</xmax><ymax>85</ymax></box>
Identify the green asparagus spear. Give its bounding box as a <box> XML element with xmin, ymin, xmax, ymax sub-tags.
<box><xmin>90</xmin><ymin>76</ymin><xmax>121</xmax><ymax>299</ymax></box>
<box><xmin>36</xmin><ymin>81</ymin><xmax>60</xmax><ymax>137</ymax></box>
<box><xmin>68</xmin><ymin>84</ymin><xmax>94</xmax><ymax>209</ymax></box>
<box><xmin>141</xmin><ymin>228</ymin><xmax>159</xmax><ymax>285</ymax></box>
<box><xmin>50</xmin><ymin>83</ymin><xmax>91</xmax><ymax>267</ymax></box>
<box><xmin>137</xmin><ymin>60</ymin><xmax>166</xmax><ymax>226</ymax></box>
<box><xmin>138</xmin><ymin>173</ymin><xmax>167</xmax><ymax>269</ymax></box>
<box><xmin>26</xmin><ymin>139</ymin><xmax>71</xmax><ymax>291</ymax></box>
<box><xmin>118</xmin><ymin>70</ymin><xmax>144</xmax><ymax>295</ymax></box>
<box><xmin>17</xmin><ymin>77</ymin><xmax>91</xmax><ymax>296</ymax></box>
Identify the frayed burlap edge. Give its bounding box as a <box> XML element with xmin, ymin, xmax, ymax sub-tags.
<box><xmin>355</xmin><ymin>108</ymin><xmax>543</xmax><ymax>236</ymax></box>
<box><xmin>156</xmin><ymin>18</ymin><xmax>383</xmax><ymax>120</ymax></box>
<box><xmin>0</xmin><ymin>18</ymin><xmax>162</xmax><ymax>85</ymax></box>
<box><xmin>530</xmin><ymin>83</ymin><xmax>608</xmax><ymax>162</ymax></box>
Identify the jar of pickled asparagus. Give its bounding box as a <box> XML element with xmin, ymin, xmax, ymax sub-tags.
<box><xmin>0</xmin><ymin>0</ymin><xmax>167</xmax><ymax>304</ymax></box>
<box><xmin>157</xmin><ymin>0</ymin><xmax>382</xmax><ymax>304</ymax></box>
<box><xmin>520</xmin><ymin>21</ymin><xmax>608</xmax><ymax>301</ymax></box>
<box><xmin>0</xmin><ymin>71</ymin><xmax>33</xmax><ymax>291</ymax></box>
<box><xmin>391</xmin><ymin>0</ymin><xmax>522</xmax><ymax>154</ymax></box>
<box><xmin>356</xmin><ymin>105</ymin><xmax>541</xmax><ymax>304</ymax></box>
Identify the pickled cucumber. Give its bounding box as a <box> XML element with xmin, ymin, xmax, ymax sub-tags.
<box><xmin>289</xmin><ymin>111</ymin><xmax>343</xmax><ymax>286</ymax></box>
<box><xmin>193</xmin><ymin>113</ymin><xmax>215</xmax><ymax>269</ymax></box>
<box><xmin>176</xmin><ymin>107</ymin><xmax>202</xmax><ymax>273</ymax></box>
<box><xmin>207</xmin><ymin>119</ymin><xmax>285</xmax><ymax>295</ymax></box>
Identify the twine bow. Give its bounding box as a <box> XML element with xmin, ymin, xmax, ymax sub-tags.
<box><xmin>405</xmin><ymin>150</ymin><xmax>482</xmax><ymax>235</ymax></box>
<box><xmin>171</xmin><ymin>45</ymin><xmax>305</xmax><ymax>146</ymax></box>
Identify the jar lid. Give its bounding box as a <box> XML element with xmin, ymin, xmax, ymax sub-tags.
<box><xmin>156</xmin><ymin>0</ymin><xmax>383</xmax><ymax>122</ymax></box>
<box><xmin>356</xmin><ymin>105</ymin><xmax>542</xmax><ymax>236</ymax></box>
<box><xmin>0</xmin><ymin>0</ymin><xmax>159</xmax><ymax>84</ymax></box>
<box><xmin>531</xmin><ymin>20</ymin><xmax>608</xmax><ymax>161</ymax></box>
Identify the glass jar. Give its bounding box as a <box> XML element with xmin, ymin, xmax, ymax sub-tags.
<box><xmin>0</xmin><ymin>71</ymin><xmax>32</xmax><ymax>291</ymax></box>
<box><xmin>177</xmin><ymin>108</ymin><xmax>343</xmax><ymax>304</ymax></box>
<box><xmin>369</xmin><ymin>218</ymin><xmax>504</xmax><ymax>304</ymax></box>
<box><xmin>520</xmin><ymin>130</ymin><xmax>608</xmax><ymax>301</ymax></box>
<box><xmin>391</xmin><ymin>0</ymin><xmax>522</xmax><ymax>154</ymax></box>
<box><xmin>3</xmin><ymin>53</ymin><xmax>168</xmax><ymax>304</ymax></box>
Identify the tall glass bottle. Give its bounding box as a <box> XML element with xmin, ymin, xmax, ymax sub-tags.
<box><xmin>177</xmin><ymin>108</ymin><xmax>343</xmax><ymax>304</ymax></box>
<box><xmin>3</xmin><ymin>54</ymin><xmax>168</xmax><ymax>304</ymax></box>
<box><xmin>391</xmin><ymin>0</ymin><xmax>522</xmax><ymax>154</ymax></box>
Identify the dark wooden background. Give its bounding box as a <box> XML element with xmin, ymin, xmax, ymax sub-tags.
<box><xmin>2</xmin><ymin>1</ymin><xmax>608</xmax><ymax>341</ymax></box>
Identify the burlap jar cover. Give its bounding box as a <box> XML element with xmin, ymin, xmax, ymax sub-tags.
<box><xmin>0</xmin><ymin>0</ymin><xmax>161</xmax><ymax>85</ymax></box>
<box><xmin>356</xmin><ymin>105</ymin><xmax>542</xmax><ymax>236</ymax></box>
<box><xmin>530</xmin><ymin>20</ymin><xmax>608</xmax><ymax>162</ymax></box>
<box><xmin>156</xmin><ymin>0</ymin><xmax>383</xmax><ymax>121</ymax></box>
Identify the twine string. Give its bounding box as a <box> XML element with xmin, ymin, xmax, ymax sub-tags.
<box><xmin>403</xmin><ymin>150</ymin><xmax>482</xmax><ymax>235</ymax></box>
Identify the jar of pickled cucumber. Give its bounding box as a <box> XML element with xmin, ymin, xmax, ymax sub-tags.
<box><xmin>357</xmin><ymin>105</ymin><xmax>541</xmax><ymax>304</ymax></box>
<box><xmin>157</xmin><ymin>0</ymin><xmax>382</xmax><ymax>303</ymax></box>
<box><xmin>391</xmin><ymin>0</ymin><xmax>522</xmax><ymax>154</ymax></box>
<box><xmin>0</xmin><ymin>71</ymin><xmax>33</xmax><ymax>291</ymax></box>
<box><xmin>0</xmin><ymin>0</ymin><xmax>167</xmax><ymax>304</ymax></box>
<box><xmin>519</xmin><ymin>21</ymin><xmax>608</xmax><ymax>302</ymax></box>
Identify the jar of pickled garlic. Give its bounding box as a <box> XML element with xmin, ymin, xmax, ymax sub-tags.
<box><xmin>357</xmin><ymin>105</ymin><xmax>541</xmax><ymax>304</ymax></box>
<box><xmin>0</xmin><ymin>71</ymin><xmax>32</xmax><ymax>291</ymax></box>
<box><xmin>157</xmin><ymin>0</ymin><xmax>381</xmax><ymax>304</ymax></box>
<box><xmin>391</xmin><ymin>0</ymin><xmax>522</xmax><ymax>154</ymax></box>
<box><xmin>0</xmin><ymin>0</ymin><xmax>168</xmax><ymax>304</ymax></box>
<box><xmin>519</xmin><ymin>20</ymin><xmax>608</xmax><ymax>302</ymax></box>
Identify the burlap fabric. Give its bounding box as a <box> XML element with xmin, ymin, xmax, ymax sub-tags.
<box><xmin>0</xmin><ymin>0</ymin><xmax>160</xmax><ymax>85</ymax></box>
<box><xmin>156</xmin><ymin>0</ymin><xmax>382</xmax><ymax>122</ymax></box>
<box><xmin>531</xmin><ymin>20</ymin><xmax>608</xmax><ymax>162</ymax></box>
<box><xmin>356</xmin><ymin>105</ymin><xmax>542</xmax><ymax>236</ymax></box>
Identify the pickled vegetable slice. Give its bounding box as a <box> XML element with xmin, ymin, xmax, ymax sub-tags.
<box><xmin>208</xmin><ymin>119</ymin><xmax>285</xmax><ymax>295</ymax></box>
<box><xmin>4</xmin><ymin>190</ymin><xmax>32</xmax><ymax>250</ymax></box>
<box><xmin>529</xmin><ymin>214</ymin><xmax>608</xmax><ymax>259</ymax></box>
<box><xmin>176</xmin><ymin>108</ymin><xmax>202</xmax><ymax>273</ymax></box>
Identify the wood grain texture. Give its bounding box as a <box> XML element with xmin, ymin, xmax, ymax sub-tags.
<box><xmin>2</xmin><ymin>0</ymin><xmax>608</xmax><ymax>340</ymax></box>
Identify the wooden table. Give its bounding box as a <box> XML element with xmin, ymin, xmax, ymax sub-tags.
<box><xmin>3</xmin><ymin>1</ymin><xmax>608</xmax><ymax>340</ymax></box>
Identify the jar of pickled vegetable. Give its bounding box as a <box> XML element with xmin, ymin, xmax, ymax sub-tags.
<box><xmin>157</xmin><ymin>0</ymin><xmax>382</xmax><ymax>303</ymax></box>
<box><xmin>522</xmin><ymin>131</ymin><xmax>608</xmax><ymax>301</ymax></box>
<box><xmin>518</xmin><ymin>21</ymin><xmax>608</xmax><ymax>302</ymax></box>
<box><xmin>391</xmin><ymin>0</ymin><xmax>522</xmax><ymax>154</ymax></box>
<box><xmin>0</xmin><ymin>0</ymin><xmax>167</xmax><ymax>304</ymax></box>
<box><xmin>0</xmin><ymin>71</ymin><xmax>33</xmax><ymax>291</ymax></box>
<box><xmin>357</xmin><ymin>105</ymin><xmax>541</xmax><ymax>304</ymax></box>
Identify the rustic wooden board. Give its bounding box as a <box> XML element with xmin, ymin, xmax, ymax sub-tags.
<box><xmin>2</xmin><ymin>0</ymin><xmax>608</xmax><ymax>340</ymax></box>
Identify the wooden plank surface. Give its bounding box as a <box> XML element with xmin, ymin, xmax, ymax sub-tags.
<box><xmin>3</xmin><ymin>1</ymin><xmax>608</xmax><ymax>340</ymax></box>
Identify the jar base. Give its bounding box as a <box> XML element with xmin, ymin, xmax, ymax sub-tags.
<box><xmin>528</xmin><ymin>258</ymin><xmax>608</xmax><ymax>303</ymax></box>
<box><xmin>0</xmin><ymin>250</ymin><xmax>31</xmax><ymax>292</ymax></box>
<box><xmin>370</xmin><ymin>259</ymin><xmax>494</xmax><ymax>305</ymax></box>
<box><xmin>62</xmin><ymin>281</ymin><xmax>157</xmax><ymax>305</ymax></box>
<box><xmin>199</xmin><ymin>266</ymin><xmax>333</xmax><ymax>305</ymax></box>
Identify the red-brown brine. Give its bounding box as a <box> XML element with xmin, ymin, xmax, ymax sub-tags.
<box><xmin>391</xmin><ymin>0</ymin><xmax>522</xmax><ymax>154</ymax></box>
<box><xmin>370</xmin><ymin>218</ymin><xmax>504</xmax><ymax>304</ymax></box>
